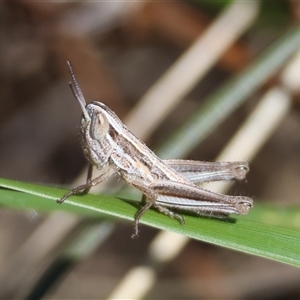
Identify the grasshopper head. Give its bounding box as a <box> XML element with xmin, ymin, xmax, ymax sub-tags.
<box><xmin>84</xmin><ymin>102</ymin><xmax>110</xmax><ymax>141</ymax></box>
<box><xmin>67</xmin><ymin>61</ymin><xmax>114</xmax><ymax>168</ymax></box>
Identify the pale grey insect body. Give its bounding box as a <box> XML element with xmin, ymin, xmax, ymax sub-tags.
<box><xmin>58</xmin><ymin>61</ymin><xmax>253</xmax><ymax>238</ymax></box>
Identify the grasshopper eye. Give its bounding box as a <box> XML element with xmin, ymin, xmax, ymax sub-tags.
<box><xmin>89</xmin><ymin>112</ymin><xmax>110</xmax><ymax>140</ymax></box>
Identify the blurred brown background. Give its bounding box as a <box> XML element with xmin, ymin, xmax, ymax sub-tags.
<box><xmin>1</xmin><ymin>1</ymin><xmax>300</xmax><ymax>299</ymax></box>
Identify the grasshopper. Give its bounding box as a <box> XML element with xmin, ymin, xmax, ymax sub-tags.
<box><xmin>57</xmin><ymin>61</ymin><xmax>253</xmax><ymax>238</ymax></box>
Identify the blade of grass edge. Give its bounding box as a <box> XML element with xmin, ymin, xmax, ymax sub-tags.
<box><xmin>0</xmin><ymin>178</ymin><xmax>299</xmax><ymax>267</ymax></box>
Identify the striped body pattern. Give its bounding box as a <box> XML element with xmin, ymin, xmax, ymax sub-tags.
<box><xmin>58</xmin><ymin>62</ymin><xmax>253</xmax><ymax>237</ymax></box>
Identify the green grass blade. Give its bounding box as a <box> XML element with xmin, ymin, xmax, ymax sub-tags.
<box><xmin>0</xmin><ymin>177</ymin><xmax>299</xmax><ymax>267</ymax></box>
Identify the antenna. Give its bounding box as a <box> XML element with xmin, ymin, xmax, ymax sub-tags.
<box><xmin>66</xmin><ymin>61</ymin><xmax>90</xmax><ymax>120</ymax></box>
